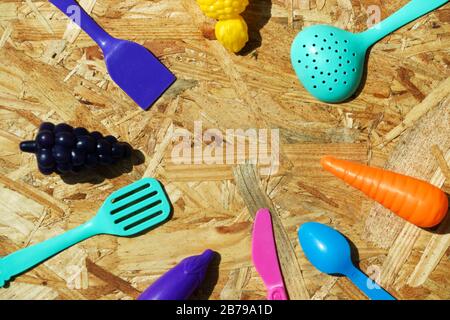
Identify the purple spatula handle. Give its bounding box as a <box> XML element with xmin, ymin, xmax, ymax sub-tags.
<box><xmin>49</xmin><ymin>0</ymin><xmax>112</xmax><ymax>48</ymax></box>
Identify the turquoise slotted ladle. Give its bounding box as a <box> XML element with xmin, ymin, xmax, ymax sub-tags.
<box><xmin>0</xmin><ymin>178</ymin><xmax>171</xmax><ymax>287</ymax></box>
<box><xmin>291</xmin><ymin>0</ymin><xmax>449</xmax><ymax>103</ymax></box>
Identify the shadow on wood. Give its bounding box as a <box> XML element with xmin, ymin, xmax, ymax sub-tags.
<box><xmin>427</xmin><ymin>193</ymin><xmax>450</xmax><ymax>235</ymax></box>
<box><xmin>240</xmin><ymin>0</ymin><xmax>272</xmax><ymax>55</ymax></box>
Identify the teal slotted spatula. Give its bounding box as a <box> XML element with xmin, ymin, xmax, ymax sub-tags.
<box><xmin>291</xmin><ymin>0</ymin><xmax>449</xmax><ymax>103</ymax></box>
<box><xmin>0</xmin><ymin>178</ymin><xmax>171</xmax><ymax>287</ymax></box>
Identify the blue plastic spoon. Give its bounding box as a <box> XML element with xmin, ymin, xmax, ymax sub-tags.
<box><xmin>49</xmin><ymin>0</ymin><xmax>176</xmax><ymax>110</ymax></box>
<box><xmin>298</xmin><ymin>222</ymin><xmax>395</xmax><ymax>300</ymax></box>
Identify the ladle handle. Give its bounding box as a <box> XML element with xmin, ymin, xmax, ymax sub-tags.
<box><xmin>347</xmin><ymin>266</ymin><xmax>396</xmax><ymax>300</ymax></box>
<box><xmin>361</xmin><ymin>0</ymin><xmax>449</xmax><ymax>46</ymax></box>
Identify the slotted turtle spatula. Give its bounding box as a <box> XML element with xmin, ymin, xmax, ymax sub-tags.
<box><xmin>49</xmin><ymin>0</ymin><xmax>176</xmax><ymax>110</ymax></box>
<box><xmin>0</xmin><ymin>178</ymin><xmax>171</xmax><ymax>287</ymax></box>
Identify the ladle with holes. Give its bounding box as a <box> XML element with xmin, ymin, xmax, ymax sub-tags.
<box><xmin>290</xmin><ymin>0</ymin><xmax>449</xmax><ymax>103</ymax></box>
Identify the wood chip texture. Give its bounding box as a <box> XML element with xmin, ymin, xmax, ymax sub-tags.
<box><xmin>0</xmin><ymin>0</ymin><xmax>449</xmax><ymax>300</ymax></box>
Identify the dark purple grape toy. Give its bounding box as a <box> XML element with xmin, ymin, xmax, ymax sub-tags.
<box><xmin>40</xmin><ymin>122</ymin><xmax>55</xmax><ymax>132</ymax></box>
<box><xmin>55</xmin><ymin>131</ymin><xmax>75</xmax><ymax>148</ymax></box>
<box><xmin>36</xmin><ymin>130</ymin><xmax>54</xmax><ymax>148</ymax></box>
<box><xmin>76</xmin><ymin>135</ymin><xmax>96</xmax><ymax>153</ymax></box>
<box><xmin>111</xmin><ymin>143</ymin><xmax>125</xmax><ymax>159</ymax></box>
<box><xmin>52</xmin><ymin>145</ymin><xmax>70</xmax><ymax>163</ymax></box>
<box><xmin>37</xmin><ymin>148</ymin><xmax>55</xmax><ymax>168</ymax></box>
<box><xmin>104</xmin><ymin>135</ymin><xmax>117</xmax><ymax>144</ymax></box>
<box><xmin>96</xmin><ymin>139</ymin><xmax>112</xmax><ymax>155</ymax></box>
<box><xmin>97</xmin><ymin>153</ymin><xmax>113</xmax><ymax>165</ymax></box>
<box><xmin>56</xmin><ymin>162</ymin><xmax>73</xmax><ymax>173</ymax></box>
<box><xmin>73</xmin><ymin>127</ymin><xmax>89</xmax><ymax>137</ymax></box>
<box><xmin>54</xmin><ymin>123</ymin><xmax>73</xmax><ymax>133</ymax></box>
<box><xmin>20</xmin><ymin>122</ymin><xmax>133</xmax><ymax>175</ymax></box>
<box><xmin>85</xmin><ymin>153</ymin><xmax>98</xmax><ymax>168</ymax></box>
<box><xmin>71</xmin><ymin>149</ymin><xmax>86</xmax><ymax>166</ymax></box>
<box><xmin>20</xmin><ymin>141</ymin><xmax>37</xmax><ymax>153</ymax></box>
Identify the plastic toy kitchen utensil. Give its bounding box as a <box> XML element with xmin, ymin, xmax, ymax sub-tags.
<box><xmin>196</xmin><ymin>0</ymin><xmax>249</xmax><ymax>53</ymax></box>
<box><xmin>291</xmin><ymin>0</ymin><xmax>449</xmax><ymax>103</ymax></box>
<box><xmin>0</xmin><ymin>178</ymin><xmax>171</xmax><ymax>287</ymax></box>
<box><xmin>252</xmin><ymin>208</ymin><xmax>288</xmax><ymax>300</ymax></box>
<box><xmin>20</xmin><ymin>122</ymin><xmax>133</xmax><ymax>175</ymax></box>
<box><xmin>321</xmin><ymin>156</ymin><xmax>448</xmax><ymax>228</ymax></box>
<box><xmin>298</xmin><ymin>222</ymin><xmax>395</xmax><ymax>300</ymax></box>
<box><xmin>49</xmin><ymin>0</ymin><xmax>176</xmax><ymax>110</ymax></box>
<box><xmin>138</xmin><ymin>249</ymin><xmax>215</xmax><ymax>300</ymax></box>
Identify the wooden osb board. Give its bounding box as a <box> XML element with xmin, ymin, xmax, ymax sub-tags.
<box><xmin>0</xmin><ymin>0</ymin><xmax>449</xmax><ymax>300</ymax></box>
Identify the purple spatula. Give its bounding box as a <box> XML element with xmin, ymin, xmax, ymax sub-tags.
<box><xmin>49</xmin><ymin>0</ymin><xmax>176</xmax><ymax>110</ymax></box>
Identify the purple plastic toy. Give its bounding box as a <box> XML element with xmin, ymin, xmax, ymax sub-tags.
<box><xmin>49</xmin><ymin>0</ymin><xmax>176</xmax><ymax>110</ymax></box>
<box><xmin>138</xmin><ymin>249</ymin><xmax>215</xmax><ymax>300</ymax></box>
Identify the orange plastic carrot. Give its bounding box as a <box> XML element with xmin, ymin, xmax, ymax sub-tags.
<box><xmin>321</xmin><ymin>156</ymin><xmax>448</xmax><ymax>228</ymax></box>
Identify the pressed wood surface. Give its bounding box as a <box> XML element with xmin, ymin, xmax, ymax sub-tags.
<box><xmin>0</xmin><ymin>0</ymin><xmax>448</xmax><ymax>299</ymax></box>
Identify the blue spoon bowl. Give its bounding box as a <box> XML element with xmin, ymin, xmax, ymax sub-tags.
<box><xmin>298</xmin><ymin>222</ymin><xmax>395</xmax><ymax>300</ymax></box>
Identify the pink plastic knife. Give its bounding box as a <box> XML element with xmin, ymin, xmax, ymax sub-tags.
<box><xmin>251</xmin><ymin>208</ymin><xmax>288</xmax><ymax>300</ymax></box>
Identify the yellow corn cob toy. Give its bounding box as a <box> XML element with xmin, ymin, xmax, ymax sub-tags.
<box><xmin>196</xmin><ymin>0</ymin><xmax>249</xmax><ymax>53</ymax></box>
